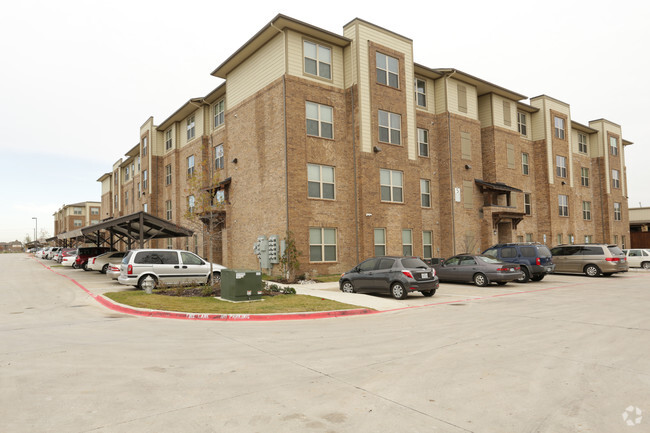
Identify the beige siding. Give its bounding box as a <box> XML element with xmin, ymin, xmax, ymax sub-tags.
<box><xmin>492</xmin><ymin>95</ymin><xmax>517</xmax><ymax>132</ymax></box>
<box><xmin>286</xmin><ymin>29</ymin><xmax>345</xmax><ymax>89</ymax></box>
<box><xmin>434</xmin><ymin>77</ymin><xmax>446</xmax><ymax>114</ymax></box>
<box><xmin>227</xmin><ymin>32</ymin><xmax>285</xmax><ymax>109</ymax></box>
<box><xmin>101</xmin><ymin>177</ymin><xmax>112</xmax><ymax>195</ymax></box>
<box><xmin>180</xmin><ymin>109</ymin><xmax>204</xmax><ymax>148</ymax></box>
<box><xmin>448</xmin><ymin>78</ymin><xmax>478</xmax><ymax>120</ymax></box>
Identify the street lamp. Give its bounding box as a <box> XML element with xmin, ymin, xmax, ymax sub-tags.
<box><xmin>32</xmin><ymin>217</ymin><xmax>37</xmax><ymax>245</ymax></box>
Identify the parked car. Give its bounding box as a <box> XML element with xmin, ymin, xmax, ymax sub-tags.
<box><xmin>339</xmin><ymin>256</ymin><xmax>439</xmax><ymax>299</ymax></box>
<box><xmin>107</xmin><ymin>264</ymin><xmax>121</xmax><ymax>280</ymax></box>
<box><xmin>550</xmin><ymin>244</ymin><xmax>628</xmax><ymax>276</ymax></box>
<box><xmin>87</xmin><ymin>251</ymin><xmax>127</xmax><ymax>273</ymax></box>
<box><xmin>622</xmin><ymin>249</ymin><xmax>650</xmax><ymax>269</ymax></box>
<box><xmin>57</xmin><ymin>248</ymin><xmax>77</xmax><ymax>263</ymax></box>
<box><xmin>118</xmin><ymin>249</ymin><xmax>226</xmax><ymax>289</ymax></box>
<box><xmin>46</xmin><ymin>247</ymin><xmax>62</xmax><ymax>260</ymax></box>
<box><xmin>433</xmin><ymin>254</ymin><xmax>524</xmax><ymax>286</ymax></box>
<box><xmin>61</xmin><ymin>253</ymin><xmax>78</xmax><ymax>267</ymax></box>
<box><xmin>482</xmin><ymin>242</ymin><xmax>555</xmax><ymax>282</ymax></box>
<box><xmin>35</xmin><ymin>248</ymin><xmax>47</xmax><ymax>259</ymax></box>
<box><xmin>75</xmin><ymin>247</ymin><xmax>112</xmax><ymax>270</ymax></box>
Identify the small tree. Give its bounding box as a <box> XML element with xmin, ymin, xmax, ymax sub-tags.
<box><xmin>279</xmin><ymin>231</ymin><xmax>301</xmax><ymax>283</ymax></box>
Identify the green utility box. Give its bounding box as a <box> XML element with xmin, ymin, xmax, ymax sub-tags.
<box><xmin>220</xmin><ymin>269</ymin><xmax>263</xmax><ymax>301</ymax></box>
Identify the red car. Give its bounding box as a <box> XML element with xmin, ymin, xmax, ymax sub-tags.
<box><xmin>74</xmin><ymin>246</ymin><xmax>112</xmax><ymax>270</ymax></box>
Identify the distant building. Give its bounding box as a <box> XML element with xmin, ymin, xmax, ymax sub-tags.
<box><xmin>0</xmin><ymin>241</ymin><xmax>24</xmax><ymax>253</ymax></box>
<box><xmin>630</xmin><ymin>207</ymin><xmax>650</xmax><ymax>248</ymax></box>
<box><xmin>96</xmin><ymin>14</ymin><xmax>631</xmax><ymax>275</ymax></box>
<box><xmin>53</xmin><ymin>202</ymin><xmax>102</xmax><ymax>236</ymax></box>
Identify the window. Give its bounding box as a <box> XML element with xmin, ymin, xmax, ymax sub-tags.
<box><xmin>186</xmin><ymin>115</ymin><xmax>195</xmax><ymax>141</ymax></box>
<box><xmin>380</xmin><ymin>169</ymin><xmax>403</xmax><ymax>203</ymax></box>
<box><xmin>193</xmin><ymin>234</ymin><xmax>198</xmax><ymax>254</ymax></box>
<box><xmin>73</xmin><ymin>207</ymin><xmax>83</xmax><ymax>215</ymax></box>
<box><xmin>309</xmin><ymin>228</ymin><xmax>337</xmax><ymax>262</ymax></box>
<box><xmin>213</xmin><ymin>100</ymin><xmax>225</xmax><ymax>128</ymax></box>
<box><xmin>215</xmin><ymin>145</ymin><xmax>224</xmax><ymax>170</ymax></box>
<box><xmin>517</xmin><ymin>112</ymin><xmax>527</xmax><ymax>136</ymax></box>
<box><xmin>125</xmin><ymin>190</ymin><xmax>129</xmax><ymax>206</ymax></box>
<box><xmin>142</xmin><ymin>136</ymin><xmax>148</xmax><ymax>156</ymax></box>
<box><xmin>142</xmin><ymin>170</ymin><xmax>148</xmax><ymax>190</ymax></box>
<box><xmin>165</xmin><ymin>200</ymin><xmax>172</xmax><ymax>220</ymax></box>
<box><xmin>187</xmin><ymin>155</ymin><xmax>195</xmax><ymax>177</ymax></box>
<box><xmin>306</xmin><ymin>102</ymin><xmax>333</xmax><ymax>139</ymax></box>
<box><xmin>124</xmin><ymin>166</ymin><xmax>130</xmax><ymax>181</ymax></box>
<box><xmin>554</xmin><ymin>116</ymin><xmax>565</xmax><ymax>139</ymax></box>
<box><xmin>422</xmin><ymin>231</ymin><xmax>432</xmax><ymax>259</ymax></box>
<box><xmin>578</xmin><ymin>133</ymin><xmax>588</xmax><ymax>154</ymax></box>
<box><xmin>143</xmin><ymin>203</ymin><xmax>148</xmax><ymax>213</ymax></box>
<box><xmin>610</xmin><ymin>136</ymin><xmax>618</xmax><ymax>156</ymax></box>
<box><xmin>374</xmin><ymin>228</ymin><xmax>386</xmax><ymax>256</ymax></box>
<box><xmin>583</xmin><ymin>201</ymin><xmax>591</xmax><ymax>220</ymax></box>
<box><xmin>307</xmin><ymin>164</ymin><xmax>335</xmax><ymax>200</ymax></box>
<box><xmin>524</xmin><ymin>193</ymin><xmax>532</xmax><ymax>215</ymax></box>
<box><xmin>73</xmin><ymin>219</ymin><xmax>82</xmax><ymax>227</ymax></box>
<box><xmin>378</xmin><ymin>110</ymin><xmax>401</xmax><ymax>145</ymax></box>
<box><xmin>167</xmin><ymin>238</ymin><xmax>173</xmax><ymax>249</ymax></box>
<box><xmin>581</xmin><ymin>167</ymin><xmax>590</xmax><ymax>187</ymax></box>
<box><xmin>165</xmin><ymin>129</ymin><xmax>173</xmax><ymax>151</ymax></box>
<box><xmin>304</xmin><ymin>41</ymin><xmax>331</xmax><ymax>79</ymax></box>
<box><xmin>584</xmin><ymin>235</ymin><xmax>592</xmax><ymax>243</ymax></box>
<box><xmin>420</xmin><ymin>179</ymin><xmax>431</xmax><ymax>208</ymax></box>
<box><xmin>461</xmin><ymin>132</ymin><xmax>471</xmax><ymax>160</ymax></box>
<box><xmin>614</xmin><ymin>235</ymin><xmax>618</xmax><ymax>246</ymax></box>
<box><xmin>556</xmin><ymin>155</ymin><xmax>567</xmax><ymax>178</ymax></box>
<box><xmin>503</xmin><ymin>100</ymin><xmax>511</xmax><ymax>126</ymax></box>
<box><xmin>165</xmin><ymin>164</ymin><xmax>172</xmax><ymax>185</ymax></box>
<box><xmin>525</xmin><ymin>233</ymin><xmax>533</xmax><ymax>242</ymax></box>
<box><xmin>522</xmin><ymin>153</ymin><xmax>529</xmax><ymax>175</ymax></box>
<box><xmin>612</xmin><ymin>169</ymin><xmax>620</xmax><ymax>188</ymax></box>
<box><xmin>188</xmin><ymin>195</ymin><xmax>195</xmax><ymax>214</ymax></box>
<box><xmin>376</xmin><ymin>52</ymin><xmax>399</xmax><ymax>88</ymax></box>
<box><xmin>402</xmin><ymin>229</ymin><xmax>413</xmax><ymax>256</ymax></box>
<box><xmin>137</xmin><ymin>156</ymin><xmax>140</xmax><ymax>172</ymax></box>
<box><xmin>415</xmin><ymin>79</ymin><xmax>426</xmax><ymax>107</ymax></box>
<box><xmin>559</xmin><ymin>194</ymin><xmax>569</xmax><ymax>217</ymax></box>
<box><xmin>91</xmin><ymin>208</ymin><xmax>99</xmax><ymax>215</ymax></box>
<box><xmin>557</xmin><ymin>234</ymin><xmax>563</xmax><ymax>245</ymax></box>
<box><xmin>418</xmin><ymin>128</ymin><xmax>429</xmax><ymax>157</ymax></box>
<box><xmin>457</xmin><ymin>84</ymin><xmax>467</xmax><ymax>113</ymax></box>
<box><xmin>137</xmin><ymin>182</ymin><xmax>141</xmax><ymax>198</ymax></box>
<box><xmin>614</xmin><ymin>202</ymin><xmax>621</xmax><ymax>221</ymax></box>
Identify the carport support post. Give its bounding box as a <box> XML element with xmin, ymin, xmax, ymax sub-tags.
<box><xmin>139</xmin><ymin>213</ymin><xmax>144</xmax><ymax>249</ymax></box>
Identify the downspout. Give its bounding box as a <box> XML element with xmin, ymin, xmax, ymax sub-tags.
<box><xmin>351</xmin><ymin>86</ymin><xmax>359</xmax><ymax>264</ymax></box>
<box><xmin>598</xmin><ymin>157</ymin><xmax>606</xmax><ymax>242</ymax></box>
<box><xmin>283</xmin><ymin>76</ymin><xmax>289</xmax><ymax>235</ymax></box>
<box><xmin>445</xmin><ymin>70</ymin><xmax>457</xmax><ymax>255</ymax></box>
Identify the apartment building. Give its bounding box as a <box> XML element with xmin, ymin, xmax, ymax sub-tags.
<box><xmin>53</xmin><ymin>201</ymin><xmax>102</xmax><ymax>236</ymax></box>
<box><xmin>97</xmin><ymin>14</ymin><xmax>631</xmax><ymax>275</ymax></box>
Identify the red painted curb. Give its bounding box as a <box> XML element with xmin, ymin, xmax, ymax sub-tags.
<box><xmin>31</xmin><ymin>257</ymin><xmax>379</xmax><ymax>321</ymax></box>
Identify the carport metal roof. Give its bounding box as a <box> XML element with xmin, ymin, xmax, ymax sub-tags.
<box><xmin>57</xmin><ymin>212</ymin><xmax>193</xmax><ymax>249</ymax></box>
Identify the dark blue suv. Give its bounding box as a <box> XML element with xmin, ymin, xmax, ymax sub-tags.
<box><xmin>482</xmin><ymin>243</ymin><xmax>555</xmax><ymax>283</ymax></box>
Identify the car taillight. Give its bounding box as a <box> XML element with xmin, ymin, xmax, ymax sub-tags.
<box><xmin>92</xmin><ymin>258</ymin><xmax>96</xmax><ymax>264</ymax></box>
<box><xmin>606</xmin><ymin>258</ymin><xmax>620</xmax><ymax>262</ymax></box>
<box><xmin>536</xmin><ymin>258</ymin><xmax>541</xmax><ymax>265</ymax></box>
<box><xmin>127</xmin><ymin>264</ymin><xmax>133</xmax><ymax>275</ymax></box>
<box><xmin>401</xmin><ymin>270</ymin><xmax>414</xmax><ymax>279</ymax></box>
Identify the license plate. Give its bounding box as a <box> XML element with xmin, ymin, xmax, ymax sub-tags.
<box><xmin>509</xmin><ymin>268</ymin><xmax>514</xmax><ymax>272</ymax></box>
<box><xmin>421</xmin><ymin>273</ymin><xmax>429</xmax><ymax>278</ymax></box>
<box><xmin>546</xmin><ymin>267</ymin><xmax>552</xmax><ymax>272</ymax></box>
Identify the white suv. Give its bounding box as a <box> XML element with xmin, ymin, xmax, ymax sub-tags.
<box><xmin>118</xmin><ymin>249</ymin><xmax>226</xmax><ymax>289</ymax></box>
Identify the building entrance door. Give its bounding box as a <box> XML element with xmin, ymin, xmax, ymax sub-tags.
<box><xmin>497</xmin><ymin>222</ymin><xmax>512</xmax><ymax>244</ymax></box>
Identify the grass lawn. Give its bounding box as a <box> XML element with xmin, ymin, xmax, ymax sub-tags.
<box><xmin>104</xmin><ymin>290</ymin><xmax>365</xmax><ymax>314</ymax></box>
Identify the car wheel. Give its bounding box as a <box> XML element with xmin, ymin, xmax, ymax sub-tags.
<box><xmin>138</xmin><ymin>275</ymin><xmax>158</xmax><ymax>290</ymax></box>
<box><xmin>496</xmin><ymin>282</ymin><xmax>507</xmax><ymax>286</ymax></box>
<box><xmin>82</xmin><ymin>263</ymin><xmax>90</xmax><ymax>271</ymax></box>
<box><xmin>516</xmin><ymin>267</ymin><xmax>530</xmax><ymax>283</ymax></box>
<box><xmin>420</xmin><ymin>289</ymin><xmax>436</xmax><ymax>297</ymax></box>
<box><xmin>473</xmin><ymin>273</ymin><xmax>489</xmax><ymax>287</ymax></box>
<box><xmin>531</xmin><ymin>274</ymin><xmax>545</xmax><ymax>282</ymax></box>
<box><xmin>584</xmin><ymin>264</ymin><xmax>600</xmax><ymax>277</ymax></box>
<box><xmin>642</xmin><ymin>262</ymin><xmax>650</xmax><ymax>269</ymax></box>
<box><xmin>208</xmin><ymin>272</ymin><xmax>221</xmax><ymax>285</ymax></box>
<box><xmin>101</xmin><ymin>264</ymin><xmax>109</xmax><ymax>274</ymax></box>
<box><xmin>391</xmin><ymin>282</ymin><xmax>408</xmax><ymax>299</ymax></box>
<box><xmin>341</xmin><ymin>281</ymin><xmax>355</xmax><ymax>293</ymax></box>
<box><xmin>72</xmin><ymin>262</ymin><xmax>79</xmax><ymax>269</ymax></box>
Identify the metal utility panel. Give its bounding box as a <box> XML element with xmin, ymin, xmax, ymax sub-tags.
<box><xmin>220</xmin><ymin>269</ymin><xmax>263</xmax><ymax>301</ymax></box>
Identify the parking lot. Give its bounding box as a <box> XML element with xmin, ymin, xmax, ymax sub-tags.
<box><xmin>2</xmin><ymin>253</ymin><xmax>650</xmax><ymax>432</ymax></box>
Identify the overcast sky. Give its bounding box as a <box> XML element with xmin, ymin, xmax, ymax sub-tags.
<box><xmin>1</xmin><ymin>0</ymin><xmax>648</xmax><ymax>243</ymax></box>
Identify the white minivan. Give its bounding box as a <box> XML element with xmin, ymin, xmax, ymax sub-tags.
<box><xmin>622</xmin><ymin>249</ymin><xmax>650</xmax><ymax>269</ymax></box>
<box><xmin>118</xmin><ymin>249</ymin><xmax>226</xmax><ymax>289</ymax></box>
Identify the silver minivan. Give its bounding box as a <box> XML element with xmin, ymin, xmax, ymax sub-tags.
<box><xmin>550</xmin><ymin>244</ymin><xmax>628</xmax><ymax>277</ymax></box>
<box><xmin>118</xmin><ymin>249</ymin><xmax>226</xmax><ymax>288</ymax></box>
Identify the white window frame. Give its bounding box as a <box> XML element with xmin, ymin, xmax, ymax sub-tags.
<box><xmin>422</xmin><ymin>231</ymin><xmax>432</xmax><ymax>259</ymax></box>
<box><xmin>517</xmin><ymin>112</ymin><xmax>527</xmax><ymax>136</ymax></box>
<box><xmin>142</xmin><ymin>136</ymin><xmax>148</xmax><ymax>156</ymax></box>
<box><xmin>374</xmin><ymin>228</ymin><xmax>386</xmax><ymax>257</ymax></box>
<box><xmin>610</xmin><ymin>136</ymin><xmax>618</xmax><ymax>156</ymax></box>
<box><xmin>306</xmin><ymin>102</ymin><xmax>333</xmax><ymax>139</ymax></box>
<box><xmin>614</xmin><ymin>202</ymin><xmax>621</xmax><ymax>221</ymax></box>
<box><xmin>303</xmin><ymin>40</ymin><xmax>332</xmax><ymax>80</ymax></box>
<box><xmin>215</xmin><ymin>145</ymin><xmax>224</xmax><ymax>170</ymax></box>
<box><xmin>612</xmin><ymin>169</ymin><xmax>620</xmax><ymax>188</ymax></box>
<box><xmin>583</xmin><ymin>201</ymin><xmax>591</xmax><ymax>220</ymax></box>
<box><xmin>415</xmin><ymin>78</ymin><xmax>426</xmax><ymax>107</ymax></box>
<box><xmin>309</xmin><ymin>227</ymin><xmax>337</xmax><ymax>262</ymax></box>
<box><xmin>522</xmin><ymin>153</ymin><xmax>529</xmax><ymax>175</ymax></box>
<box><xmin>578</xmin><ymin>133</ymin><xmax>588</xmax><ymax>154</ymax></box>
<box><xmin>376</xmin><ymin>52</ymin><xmax>399</xmax><ymax>88</ymax></box>
<box><xmin>420</xmin><ymin>179</ymin><xmax>431</xmax><ymax>208</ymax></box>
<box><xmin>581</xmin><ymin>167</ymin><xmax>589</xmax><ymax>187</ymax></box>
<box><xmin>142</xmin><ymin>170</ymin><xmax>148</xmax><ymax>190</ymax></box>
<box><xmin>187</xmin><ymin>155</ymin><xmax>195</xmax><ymax>177</ymax></box>
<box><xmin>378</xmin><ymin>110</ymin><xmax>401</xmax><ymax>145</ymax></box>
<box><xmin>165</xmin><ymin>129</ymin><xmax>173</xmax><ymax>151</ymax></box>
<box><xmin>307</xmin><ymin>164</ymin><xmax>335</xmax><ymax>200</ymax></box>
<box><xmin>554</xmin><ymin>116</ymin><xmax>565</xmax><ymax>139</ymax></box>
<box><xmin>73</xmin><ymin>219</ymin><xmax>82</xmax><ymax>227</ymax></box>
<box><xmin>524</xmin><ymin>193</ymin><xmax>532</xmax><ymax>215</ymax></box>
<box><xmin>559</xmin><ymin>194</ymin><xmax>569</xmax><ymax>217</ymax></box>
<box><xmin>165</xmin><ymin>200</ymin><xmax>172</xmax><ymax>220</ymax></box>
<box><xmin>213</xmin><ymin>100</ymin><xmax>225</xmax><ymax>128</ymax></box>
<box><xmin>418</xmin><ymin>128</ymin><xmax>429</xmax><ymax>157</ymax></box>
<box><xmin>380</xmin><ymin>169</ymin><xmax>403</xmax><ymax>203</ymax></box>
<box><xmin>402</xmin><ymin>229</ymin><xmax>413</xmax><ymax>256</ymax></box>
<box><xmin>186</xmin><ymin>115</ymin><xmax>195</xmax><ymax>141</ymax></box>
<box><xmin>165</xmin><ymin>164</ymin><xmax>172</xmax><ymax>185</ymax></box>
<box><xmin>556</xmin><ymin>155</ymin><xmax>567</xmax><ymax>178</ymax></box>
<box><xmin>188</xmin><ymin>195</ymin><xmax>195</xmax><ymax>214</ymax></box>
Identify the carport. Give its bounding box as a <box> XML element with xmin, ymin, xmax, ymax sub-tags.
<box><xmin>57</xmin><ymin>212</ymin><xmax>193</xmax><ymax>250</ymax></box>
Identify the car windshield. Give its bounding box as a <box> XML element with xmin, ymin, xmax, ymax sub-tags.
<box><xmin>478</xmin><ymin>256</ymin><xmax>503</xmax><ymax>264</ymax></box>
<box><xmin>401</xmin><ymin>258</ymin><xmax>428</xmax><ymax>269</ymax></box>
<box><xmin>538</xmin><ymin>246</ymin><xmax>552</xmax><ymax>257</ymax></box>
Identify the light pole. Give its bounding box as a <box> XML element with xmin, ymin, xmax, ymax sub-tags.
<box><xmin>32</xmin><ymin>217</ymin><xmax>37</xmax><ymax>245</ymax></box>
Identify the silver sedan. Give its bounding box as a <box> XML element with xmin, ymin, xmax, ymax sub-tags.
<box><xmin>433</xmin><ymin>254</ymin><xmax>524</xmax><ymax>286</ymax></box>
